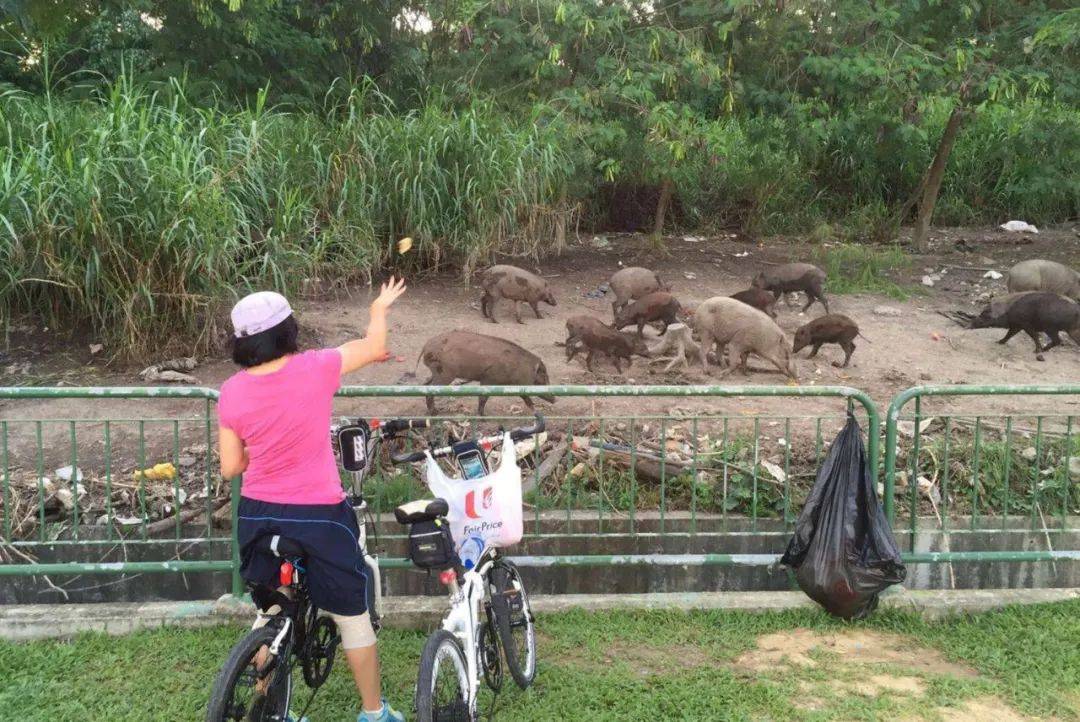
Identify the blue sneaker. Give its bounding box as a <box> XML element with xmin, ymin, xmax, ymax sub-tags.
<box><xmin>358</xmin><ymin>699</ymin><xmax>406</xmax><ymax>722</ymax></box>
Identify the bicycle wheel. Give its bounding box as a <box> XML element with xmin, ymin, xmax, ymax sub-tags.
<box><xmin>415</xmin><ymin>629</ymin><xmax>472</xmax><ymax>722</ymax></box>
<box><xmin>206</xmin><ymin>624</ymin><xmax>293</xmax><ymax>722</ymax></box>
<box><xmin>489</xmin><ymin>559</ymin><xmax>536</xmax><ymax>689</ymax></box>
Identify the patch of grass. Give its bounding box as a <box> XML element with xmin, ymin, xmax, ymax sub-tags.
<box><xmin>1</xmin><ymin>601</ymin><xmax>1076</xmax><ymax>721</ymax></box>
<box><xmin>814</xmin><ymin>243</ymin><xmax>916</xmax><ymax>299</ymax></box>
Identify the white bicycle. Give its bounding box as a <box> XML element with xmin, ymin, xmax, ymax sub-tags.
<box><xmin>390</xmin><ymin>416</ymin><xmax>544</xmax><ymax>722</ymax></box>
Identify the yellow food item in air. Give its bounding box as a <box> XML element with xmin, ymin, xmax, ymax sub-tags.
<box><xmin>397</xmin><ymin>236</ymin><xmax>413</xmax><ymax>254</ymax></box>
<box><xmin>133</xmin><ymin>462</ymin><xmax>177</xmax><ymax>481</ymax></box>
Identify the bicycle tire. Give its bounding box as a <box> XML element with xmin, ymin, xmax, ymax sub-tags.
<box><xmin>415</xmin><ymin>629</ymin><xmax>472</xmax><ymax>722</ymax></box>
<box><xmin>489</xmin><ymin>559</ymin><xmax>536</xmax><ymax>689</ymax></box>
<box><xmin>206</xmin><ymin>624</ymin><xmax>293</xmax><ymax>722</ymax></box>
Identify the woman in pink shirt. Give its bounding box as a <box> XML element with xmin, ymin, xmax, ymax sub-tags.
<box><xmin>218</xmin><ymin>278</ymin><xmax>407</xmax><ymax>722</ymax></box>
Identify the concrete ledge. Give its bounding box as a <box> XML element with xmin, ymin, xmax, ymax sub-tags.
<box><xmin>2</xmin><ymin>588</ymin><xmax>1077</xmax><ymax>641</ymax></box>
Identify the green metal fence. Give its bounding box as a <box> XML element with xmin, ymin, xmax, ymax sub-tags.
<box><xmin>0</xmin><ymin>384</ymin><xmax>874</xmax><ymax>587</ymax></box>
<box><xmin>883</xmin><ymin>385</ymin><xmax>1080</xmax><ymax>565</ymax></box>
<box><xmin>1</xmin><ymin>382</ymin><xmax>1077</xmax><ymax>593</ymax></box>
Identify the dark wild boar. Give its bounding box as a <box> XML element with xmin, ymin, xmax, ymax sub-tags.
<box><xmin>730</xmin><ymin>287</ymin><xmax>778</xmax><ymax>318</ymax></box>
<box><xmin>417</xmin><ymin>330</ymin><xmax>556</xmax><ymax>414</ymax></box>
<box><xmin>969</xmin><ymin>292</ymin><xmax>1080</xmax><ymax>358</ymax></box>
<box><xmin>792</xmin><ymin>314</ymin><xmax>868</xmax><ymax>368</ymax></box>
<box><xmin>751</xmin><ymin>263</ymin><xmax>829</xmax><ymax>313</ymax></box>
<box><xmin>565</xmin><ymin>315</ymin><xmax>650</xmax><ymax>373</ymax></box>
<box><xmin>609</xmin><ymin>267</ymin><xmax>668</xmax><ymax>317</ymax></box>
<box><xmin>613</xmin><ymin>291</ymin><xmax>681</xmax><ymax>337</ymax></box>
<box><xmin>480</xmin><ymin>265</ymin><xmax>557</xmax><ymax>324</ymax></box>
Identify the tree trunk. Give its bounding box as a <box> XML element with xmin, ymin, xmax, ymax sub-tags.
<box><xmin>912</xmin><ymin>105</ymin><xmax>967</xmax><ymax>252</ymax></box>
<box><xmin>652</xmin><ymin>177</ymin><xmax>673</xmax><ymax>239</ymax></box>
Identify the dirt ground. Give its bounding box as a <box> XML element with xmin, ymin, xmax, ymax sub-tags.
<box><xmin>1</xmin><ymin>225</ymin><xmax>1079</xmax><ymax>466</ymax></box>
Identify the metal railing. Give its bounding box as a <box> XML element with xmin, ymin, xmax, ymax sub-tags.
<box><xmin>883</xmin><ymin>384</ymin><xmax>1080</xmax><ymax>565</ymax></box>
<box><xmin>2</xmin><ymin>382</ymin><xmax>1077</xmax><ymax>593</ymax></box>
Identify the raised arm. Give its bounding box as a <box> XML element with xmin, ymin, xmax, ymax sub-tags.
<box><xmin>338</xmin><ymin>276</ymin><xmax>407</xmax><ymax>375</ymax></box>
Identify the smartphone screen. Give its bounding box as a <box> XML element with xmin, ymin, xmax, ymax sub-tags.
<box><xmin>457</xmin><ymin>451</ymin><xmax>487</xmax><ymax>479</ymax></box>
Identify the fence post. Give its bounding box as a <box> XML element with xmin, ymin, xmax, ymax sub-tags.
<box><xmin>231</xmin><ymin>473</ymin><xmax>243</xmax><ymax>597</ymax></box>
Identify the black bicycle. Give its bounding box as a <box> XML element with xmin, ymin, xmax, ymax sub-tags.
<box><xmin>205</xmin><ymin>417</ymin><xmax>428</xmax><ymax>722</ymax></box>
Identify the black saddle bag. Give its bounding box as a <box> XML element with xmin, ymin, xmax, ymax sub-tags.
<box><xmin>407</xmin><ymin>517</ymin><xmax>459</xmax><ymax>570</ymax></box>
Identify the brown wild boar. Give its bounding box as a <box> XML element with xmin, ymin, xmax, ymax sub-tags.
<box><xmin>613</xmin><ymin>291</ymin><xmax>681</xmax><ymax>337</ymax></box>
<box><xmin>565</xmin><ymin>315</ymin><xmax>650</xmax><ymax>372</ymax></box>
<box><xmin>792</xmin><ymin>314</ymin><xmax>867</xmax><ymax>368</ymax></box>
<box><xmin>480</xmin><ymin>265</ymin><xmax>557</xmax><ymax>323</ymax></box>
<box><xmin>730</xmin><ymin>287</ymin><xmax>778</xmax><ymax>318</ymax></box>
<box><xmin>968</xmin><ymin>292</ymin><xmax>1080</xmax><ymax>357</ymax></box>
<box><xmin>690</xmin><ymin>297</ymin><xmax>798</xmax><ymax>380</ymax></box>
<box><xmin>751</xmin><ymin>263</ymin><xmax>829</xmax><ymax>313</ymax></box>
<box><xmin>417</xmin><ymin>330</ymin><xmax>556</xmax><ymax>414</ymax></box>
<box><xmin>1006</xmin><ymin>259</ymin><xmax>1080</xmax><ymax>301</ymax></box>
<box><xmin>609</xmin><ymin>267</ymin><xmax>669</xmax><ymax>317</ymax></box>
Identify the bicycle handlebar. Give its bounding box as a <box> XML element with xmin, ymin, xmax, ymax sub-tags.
<box><xmin>389</xmin><ymin>414</ymin><xmax>546</xmax><ymax>465</ymax></box>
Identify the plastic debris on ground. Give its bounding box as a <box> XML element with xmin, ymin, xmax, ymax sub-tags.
<box><xmin>140</xmin><ymin>357</ymin><xmax>199</xmax><ymax>384</ymax></box>
<box><xmin>999</xmin><ymin>220</ymin><xmax>1038</xmax><ymax>233</ymax></box>
<box><xmin>983</xmin><ymin>270</ymin><xmax>1003</xmax><ymax>280</ymax></box>
<box><xmin>780</xmin><ymin>413</ymin><xmax>906</xmax><ymax>620</ymax></box>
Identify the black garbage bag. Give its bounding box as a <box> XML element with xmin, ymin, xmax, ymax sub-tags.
<box><xmin>780</xmin><ymin>413</ymin><xmax>906</xmax><ymax>620</ymax></box>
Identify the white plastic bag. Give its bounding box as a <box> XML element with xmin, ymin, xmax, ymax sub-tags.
<box><xmin>423</xmin><ymin>432</ymin><xmax>524</xmax><ymax>564</ymax></box>
<box><xmin>999</xmin><ymin>220</ymin><xmax>1038</xmax><ymax>233</ymax></box>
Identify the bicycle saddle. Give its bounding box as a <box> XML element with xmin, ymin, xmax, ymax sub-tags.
<box><xmin>394</xmin><ymin>498</ymin><xmax>449</xmax><ymax>524</ymax></box>
<box><xmin>254</xmin><ymin>534</ymin><xmax>305</xmax><ymax>559</ymax></box>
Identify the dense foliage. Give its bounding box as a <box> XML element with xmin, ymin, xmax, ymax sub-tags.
<box><xmin>1</xmin><ymin>0</ymin><xmax>1077</xmax><ymax>351</ymax></box>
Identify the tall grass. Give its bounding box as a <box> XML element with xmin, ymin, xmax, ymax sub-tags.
<box><xmin>0</xmin><ymin>79</ymin><xmax>572</xmax><ymax>355</ymax></box>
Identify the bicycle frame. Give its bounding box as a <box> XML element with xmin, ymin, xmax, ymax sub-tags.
<box><xmin>438</xmin><ymin>550</ymin><xmax>499</xmax><ymax>718</ymax></box>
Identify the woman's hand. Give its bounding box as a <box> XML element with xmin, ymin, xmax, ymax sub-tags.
<box><xmin>372</xmin><ymin>276</ymin><xmax>406</xmax><ymax>313</ymax></box>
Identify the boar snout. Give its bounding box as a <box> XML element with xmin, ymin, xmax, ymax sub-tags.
<box><xmin>543</xmin><ymin>289</ymin><xmax>558</xmax><ymax>306</ymax></box>
<box><xmin>792</xmin><ymin>329</ymin><xmax>810</xmax><ymax>354</ymax></box>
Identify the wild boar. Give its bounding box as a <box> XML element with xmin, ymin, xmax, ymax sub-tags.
<box><xmin>969</xmin><ymin>292</ymin><xmax>1080</xmax><ymax>357</ymax></box>
<box><xmin>609</xmin><ymin>267</ymin><xmax>669</xmax><ymax>317</ymax></box>
<box><xmin>751</xmin><ymin>263</ymin><xmax>829</xmax><ymax>313</ymax></box>
<box><xmin>730</xmin><ymin>287</ymin><xmax>778</xmax><ymax>318</ymax></box>
<box><xmin>417</xmin><ymin>330</ymin><xmax>556</xmax><ymax>414</ymax></box>
<box><xmin>792</xmin><ymin>314</ymin><xmax>867</xmax><ymax>368</ymax></box>
<box><xmin>565</xmin><ymin>315</ymin><xmax>650</xmax><ymax>372</ymax></box>
<box><xmin>690</xmin><ymin>297</ymin><xmax>798</xmax><ymax>380</ymax></box>
<box><xmin>1006</xmin><ymin>259</ymin><xmax>1080</xmax><ymax>301</ymax></box>
<box><xmin>613</xmin><ymin>291</ymin><xmax>681</xmax><ymax>337</ymax></box>
<box><xmin>479</xmin><ymin>265</ymin><xmax>557</xmax><ymax>324</ymax></box>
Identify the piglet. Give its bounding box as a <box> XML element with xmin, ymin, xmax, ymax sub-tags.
<box><xmin>792</xmin><ymin>314</ymin><xmax>867</xmax><ymax>368</ymax></box>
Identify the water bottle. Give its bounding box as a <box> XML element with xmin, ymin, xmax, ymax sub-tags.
<box><xmin>458</xmin><ymin>535</ymin><xmax>485</xmax><ymax>570</ymax></box>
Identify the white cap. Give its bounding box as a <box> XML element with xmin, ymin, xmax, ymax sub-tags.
<box><xmin>231</xmin><ymin>291</ymin><xmax>293</xmax><ymax>338</ymax></box>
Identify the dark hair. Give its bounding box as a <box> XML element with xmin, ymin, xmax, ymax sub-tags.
<box><xmin>231</xmin><ymin>315</ymin><xmax>299</xmax><ymax>368</ymax></box>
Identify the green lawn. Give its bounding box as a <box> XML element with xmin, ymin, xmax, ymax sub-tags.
<box><xmin>1</xmin><ymin>601</ymin><xmax>1077</xmax><ymax>721</ymax></box>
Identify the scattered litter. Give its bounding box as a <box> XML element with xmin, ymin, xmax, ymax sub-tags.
<box><xmin>683</xmin><ymin>272</ymin><xmax>697</xmax><ymax>280</ymax></box>
<box><xmin>55</xmin><ymin>484</ymin><xmax>87</xmax><ymax>511</ymax></box>
<box><xmin>590</xmin><ymin>235</ymin><xmax>612</xmax><ymax>250</ymax></box>
<box><xmin>140</xmin><ymin>357</ymin><xmax>199</xmax><ymax>384</ymax></box>
<box><xmin>983</xmin><ymin>270</ymin><xmax>1003</xmax><ymax>280</ymax></box>
<box><xmin>873</xmin><ymin>306</ymin><xmax>903</xmax><ymax>317</ymax></box>
<box><xmin>583</xmin><ymin>285</ymin><xmax>607</xmax><ymax>299</ymax></box>
<box><xmin>1021</xmin><ymin>447</ymin><xmax>1037</xmax><ymax>462</ymax></box>
<box><xmin>999</xmin><ymin>220</ymin><xmax>1038</xmax><ymax>233</ymax></box>
<box><xmin>921</xmin><ymin>276</ymin><xmax>935</xmax><ymax>287</ymax></box>
<box><xmin>1069</xmin><ymin>457</ymin><xmax>1080</xmax><ymax>481</ymax></box>
<box><xmin>761</xmin><ymin>460</ymin><xmax>787</xmax><ymax>483</ymax></box>
<box><xmin>89</xmin><ymin>344</ymin><xmax>104</xmax><ymax>355</ymax></box>
<box><xmin>55</xmin><ymin>466</ymin><xmax>83</xmax><ymax>482</ymax></box>
<box><xmin>397</xmin><ymin>236</ymin><xmax>413</xmax><ymax>254</ymax></box>
<box><xmin>930</xmin><ymin>332</ymin><xmax>943</xmax><ymax>341</ymax></box>
<box><xmin>570</xmin><ymin>462</ymin><xmax>588</xmax><ymax>478</ymax></box>
<box><xmin>682</xmin><ymin>236</ymin><xmax>705</xmax><ymax>243</ymax></box>
<box><xmin>896</xmin><ymin>417</ymin><xmax>935</xmax><ymax>438</ymax></box>
<box><xmin>133</xmin><ymin>462</ymin><xmax>177</xmax><ymax>481</ymax></box>
<box><xmin>734</xmin><ymin>251</ymin><xmax>750</xmax><ymax>258</ymax></box>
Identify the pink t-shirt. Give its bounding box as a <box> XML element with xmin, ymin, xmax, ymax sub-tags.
<box><xmin>218</xmin><ymin>349</ymin><xmax>344</xmax><ymax>505</ymax></box>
